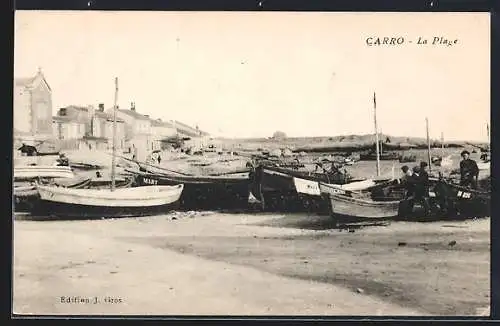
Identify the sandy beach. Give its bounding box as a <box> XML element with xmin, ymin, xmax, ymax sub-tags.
<box><xmin>13</xmin><ymin>212</ymin><xmax>490</xmax><ymax>316</ymax></box>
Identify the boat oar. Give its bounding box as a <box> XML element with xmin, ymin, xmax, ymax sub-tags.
<box><xmin>208</xmin><ymin>168</ymin><xmax>251</xmax><ymax>177</ymax></box>
<box><xmin>112</xmin><ymin>154</ymin><xmax>194</xmax><ymax>176</ymax></box>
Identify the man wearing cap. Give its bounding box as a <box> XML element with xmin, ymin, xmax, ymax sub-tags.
<box><xmin>56</xmin><ymin>153</ymin><xmax>69</xmax><ymax>166</ymax></box>
<box><xmin>459</xmin><ymin>150</ymin><xmax>479</xmax><ymax>189</ymax></box>
<box><xmin>400</xmin><ymin>165</ymin><xmax>414</xmax><ymax>196</ymax></box>
<box><xmin>411</xmin><ymin>161</ymin><xmax>431</xmax><ymax>215</ymax></box>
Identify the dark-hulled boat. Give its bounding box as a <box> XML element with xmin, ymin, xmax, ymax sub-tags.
<box><xmin>130</xmin><ymin>169</ymin><xmax>251</xmax><ymax>210</ymax></box>
<box><xmin>251</xmin><ymin>165</ymin><xmax>359</xmax><ymax>212</ymax></box>
<box><xmin>359</xmin><ymin>151</ymin><xmax>399</xmax><ymax>161</ymax></box>
<box><xmin>443</xmin><ymin>182</ymin><xmax>491</xmax><ymax>217</ymax></box>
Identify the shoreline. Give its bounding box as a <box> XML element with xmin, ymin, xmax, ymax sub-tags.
<box><xmin>13</xmin><ymin>213</ymin><xmax>490</xmax><ymax>316</ymax></box>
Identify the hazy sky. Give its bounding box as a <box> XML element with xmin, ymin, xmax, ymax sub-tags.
<box><xmin>14</xmin><ymin>11</ymin><xmax>489</xmax><ymax>140</ymax></box>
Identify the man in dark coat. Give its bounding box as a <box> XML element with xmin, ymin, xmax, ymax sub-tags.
<box><xmin>459</xmin><ymin>150</ymin><xmax>479</xmax><ymax>189</ymax></box>
<box><xmin>411</xmin><ymin>161</ymin><xmax>431</xmax><ymax>216</ymax></box>
<box><xmin>400</xmin><ymin>165</ymin><xmax>414</xmax><ymax>199</ymax></box>
<box><xmin>56</xmin><ymin>153</ymin><xmax>70</xmax><ymax>166</ymax></box>
<box><xmin>18</xmin><ymin>143</ymin><xmax>37</xmax><ymax>156</ymax></box>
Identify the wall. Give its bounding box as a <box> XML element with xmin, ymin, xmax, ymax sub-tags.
<box><xmin>114</xmin><ymin>111</ymin><xmax>137</xmax><ymax>140</ymax></box>
<box><xmin>13</xmin><ymin>85</ymin><xmax>32</xmax><ymax>134</ymax></box>
<box><xmin>30</xmin><ymin>78</ymin><xmax>53</xmax><ymax>136</ymax></box>
<box><xmin>104</xmin><ymin>120</ymin><xmax>126</xmax><ymax>149</ymax></box>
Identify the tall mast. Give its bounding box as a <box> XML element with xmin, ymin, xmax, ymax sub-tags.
<box><xmin>426</xmin><ymin>117</ymin><xmax>432</xmax><ymax>172</ymax></box>
<box><xmin>111</xmin><ymin>77</ymin><xmax>118</xmax><ymax>192</ymax></box>
<box><xmin>441</xmin><ymin>131</ymin><xmax>444</xmax><ymax>155</ymax></box>
<box><xmin>373</xmin><ymin>92</ymin><xmax>380</xmax><ymax>177</ymax></box>
<box><xmin>379</xmin><ymin>129</ymin><xmax>383</xmax><ymax>153</ymax></box>
<box><xmin>487</xmin><ymin>123</ymin><xmax>490</xmax><ymax>144</ymax></box>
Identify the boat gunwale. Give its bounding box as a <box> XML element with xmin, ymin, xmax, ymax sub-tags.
<box><xmin>36</xmin><ymin>184</ymin><xmax>184</xmax><ymax>201</ymax></box>
<box><xmin>326</xmin><ymin>192</ymin><xmax>402</xmax><ymax>206</ymax></box>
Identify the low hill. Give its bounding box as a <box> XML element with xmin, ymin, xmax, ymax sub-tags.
<box><xmin>214</xmin><ymin>134</ymin><xmax>488</xmax><ymax>153</ymax></box>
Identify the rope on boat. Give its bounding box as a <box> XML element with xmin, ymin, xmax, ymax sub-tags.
<box><xmin>111</xmin><ymin>154</ymin><xmax>194</xmax><ymax>176</ymax></box>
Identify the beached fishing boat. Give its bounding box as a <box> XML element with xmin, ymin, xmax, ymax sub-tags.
<box><xmin>27</xmin><ymin>78</ymin><xmax>185</xmax><ymax>219</ymax></box>
<box><xmin>477</xmin><ymin>161</ymin><xmax>490</xmax><ymax>171</ymax></box>
<box><xmin>31</xmin><ymin>184</ymin><xmax>184</xmax><ymax>218</ymax></box>
<box><xmin>14</xmin><ymin>165</ymin><xmax>74</xmax><ymax>180</ymax></box>
<box><xmin>14</xmin><ymin>176</ymin><xmax>93</xmax><ymax>212</ymax></box>
<box><xmin>321</xmin><ymin>190</ymin><xmax>402</xmax><ymax>219</ymax></box>
<box><xmin>129</xmin><ymin>169</ymin><xmax>251</xmax><ymax>210</ymax></box>
<box><xmin>443</xmin><ymin>182</ymin><xmax>490</xmax><ymax>217</ymax></box>
<box><xmin>359</xmin><ymin>151</ymin><xmax>399</xmax><ymax>161</ymax></box>
<box><xmin>251</xmin><ymin>165</ymin><xmax>358</xmax><ymax>212</ymax></box>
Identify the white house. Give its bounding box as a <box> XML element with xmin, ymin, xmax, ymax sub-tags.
<box><xmin>113</xmin><ymin>103</ymin><xmax>153</xmax><ymax>161</ymax></box>
<box><xmin>14</xmin><ymin>68</ymin><xmax>53</xmax><ymax>140</ymax></box>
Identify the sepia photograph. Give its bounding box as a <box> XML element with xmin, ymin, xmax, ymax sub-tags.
<box><xmin>13</xmin><ymin>11</ymin><xmax>490</xmax><ymax>316</ymax></box>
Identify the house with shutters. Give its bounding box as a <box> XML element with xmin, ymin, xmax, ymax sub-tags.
<box><xmin>150</xmin><ymin>118</ymin><xmax>177</xmax><ymax>150</ymax></box>
<box><xmin>14</xmin><ymin>68</ymin><xmax>53</xmax><ymax>140</ymax></box>
<box><xmin>112</xmin><ymin>102</ymin><xmax>154</xmax><ymax>160</ymax></box>
<box><xmin>53</xmin><ymin>104</ymin><xmax>126</xmax><ymax>150</ymax></box>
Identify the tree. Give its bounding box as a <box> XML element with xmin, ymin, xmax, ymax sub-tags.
<box><xmin>272</xmin><ymin>131</ymin><xmax>287</xmax><ymax>140</ymax></box>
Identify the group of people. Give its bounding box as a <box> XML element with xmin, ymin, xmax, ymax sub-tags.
<box><xmin>399</xmin><ymin>150</ymin><xmax>480</xmax><ymax>216</ymax></box>
<box><xmin>146</xmin><ymin>151</ymin><xmax>162</xmax><ymax>165</ymax></box>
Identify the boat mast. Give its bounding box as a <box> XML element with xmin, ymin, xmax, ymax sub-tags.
<box><xmin>111</xmin><ymin>77</ymin><xmax>118</xmax><ymax>192</ymax></box>
<box><xmin>441</xmin><ymin>131</ymin><xmax>444</xmax><ymax>156</ymax></box>
<box><xmin>487</xmin><ymin>123</ymin><xmax>490</xmax><ymax>144</ymax></box>
<box><xmin>379</xmin><ymin>129</ymin><xmax>383</xmax><ymax>153</ymax></box>
<box><xmin>426</xmin><ymin>117</ymin><xmax>432</xmax><ymax>172</ymax></box>
<box><xmin>373</xmin><ymin>92</ymin><xmax>381</xmax><ymax>177</ymax></box>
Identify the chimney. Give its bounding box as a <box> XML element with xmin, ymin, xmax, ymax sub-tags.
<box><xmin>87</xmin><ymin>105</ymin><xmax>95</xmax><ymax>117</ymax></box>
<box><xmin>98</xmin><ymin>103</ymin><xmax>104</xmax><ymax>112</ymax></box>
<box><xmin>131</xmin><ymin>102</ymin><xmax>136</xmax><ymax>111</ymax></box>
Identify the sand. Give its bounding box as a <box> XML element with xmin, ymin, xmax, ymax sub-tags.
<box><xmin>13</xmin><ymin>213</ymin><xmax>490</xmax><ymax>316</ymax></box>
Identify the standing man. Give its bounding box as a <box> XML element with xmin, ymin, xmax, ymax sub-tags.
<box><xmin>400</xmin><ymin>165</ymin><xmax>413</xmax><ymax>180</ymax></box>
<box><xmin>459</xmin><ymin>150</ymin><xmax>479</xmax><ymax>189</ymax></box>
<box><xmin>412</xmin><ymin>161</ymin><xmax>431</xmax><ymax>216</ymax></box>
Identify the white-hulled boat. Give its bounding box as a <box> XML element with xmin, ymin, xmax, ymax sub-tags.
<box><xmin>477</xmin><ymin>161</ymin><xmax>490</xmax><ymax>171</ymax></box>
<box><xmin>31</xmin><ymin>184</ymin><xmax>184</xmax><ymax>218</ymax></box>
<box><xmin>321</xmin><ymin>189</ymin><xmax>401</xmax><ymax>219</ymax></box>
<box><xmin>440</xmin><ymin>155</ymin><xmax>453</xmax><ymax>168</ymax></box>
<box><xmin>14</xmin><ymin>165</ymin><xmax>74</xmax><ymax>181</ymax></box>
<box><xmin>294</xmin><ymin>177</ymin><xmax>392</xmax><ymax>197</ymax></box>
<box><xmin>27</xmin><ymin>77</ymin><xmax>185</xmax><ymax>219</ymax></box>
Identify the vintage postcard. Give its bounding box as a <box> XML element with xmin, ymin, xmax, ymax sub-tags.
<box><xmin>13</xmin><ymin>11</ymin><xmax>490</xmax><ymax>316</ymax></box>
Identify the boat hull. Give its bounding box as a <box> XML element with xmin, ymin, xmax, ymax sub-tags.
<box><xmin>30</xmin><ymin>184</ymin><xmax>184</xmax><ymax>219</ymax></box>
<box><xmin>324</xmin><ymin>193</ymin><xmax>401</xmax><ymax>219</ymax></box>
<box><xmin>360</xmin><ymin>153</ymin><xmax>399</xmax><ymax>161</ymax></box>
<box><xmin>445</xmin><ymin>183</ymin><xmax>490</xmax><ymax>217</ymax></box>
<box><xmin>29</xmin><ymin>200</ymin><xmax>181</xmax><ymax>219</ymax></box>
<box><xmin>133</xmin><ymin>172</ymin><xmax>250</xmax><ymax>210</ymax></box>
<box><xmin>254</xmin><ymin>168</ymin><xmax>334</xmax><ymax>212</ymax></box>
<box><xmin>13</xmin><ymin>177</ymin><xmax>93</xmax><ymax>212</ymax></box>
<box><xmin>14</xmin><ymin>166</ymin><xmax>74</xmax><ymax>180</ymax></box>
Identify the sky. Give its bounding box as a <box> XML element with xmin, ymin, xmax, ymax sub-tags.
<box><xmin>14</xmin><ymin>11</ymin><xmax>490</xmax><ymax>141</ymax></box>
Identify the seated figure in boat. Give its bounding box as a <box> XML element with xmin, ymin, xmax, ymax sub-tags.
<box><xmin>405</xmin><ymin>162</ymin><xmax>431</xmax><ymax>216</ymax></box>
<box><xmin>314</xmin><ymin>159</ymin><xmax>351</xmax><ymax>184</ymax></box>
<box><xmin>56</xmin><ymin>153</ymin><xmax>70</xmax><ymax>166</ymax></box>
<box><xmin>459</xmin><ymin>150</ymin><xmax>479</xmax><ymax>189</ymax></box>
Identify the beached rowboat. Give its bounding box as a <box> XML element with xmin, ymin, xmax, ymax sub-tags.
<box><xmin>320</xmin><ymin>187</ymin><xmax>401</xmax><ymax>219</ymax></box>
<box><xmin>30</xmin><ymin>184</ymin><xmax>184</xmax><ymax>218</ymax></box>
<box><xmin>14</xmin><ymin>165</ymin><xmax>74</xmax><ymax>180</ymax></box>
<box><xmin>13</xmin><ymin>176</ymin><xmax>93</xmax><ymax>212</ymax></box>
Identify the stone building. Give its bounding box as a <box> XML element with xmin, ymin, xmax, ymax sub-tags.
<box><xmin>14</xmin><ymin>68</ymin><xmax>53</xmax><ymax>140</ymax></box>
